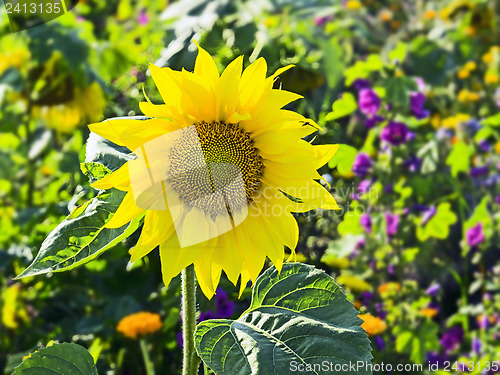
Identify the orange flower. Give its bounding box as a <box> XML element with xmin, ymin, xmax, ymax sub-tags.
<box><xmin>354</xmin><ymin>300</ymin><xmax>363</xmax><ymax>310</ymax></box>
<box><xmin>378</xmin><ymin>282</ymin><xmax>400</xmax><ymax>295</ymax></box>
<box><xmin>419</xmin><ymin>308</ymin><xmax>439</xmax><ymax>318</ymax></box>
<box><xmin>424</xmin><ymin>10</ymin><xmax>436</xmax><ymax>20</ymax></box>
<box><xmin>359</xmin><ymin>314</ymin><xmax>387</xmax><ymax>336</ymax></box>
<box><xmin>117</xmin><ymin>312</ymin><xmax>162</xmax><ymax>339</ymax></box>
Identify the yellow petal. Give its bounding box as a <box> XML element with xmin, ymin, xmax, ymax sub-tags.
<box><xmin>217</xmin><ymin>55</ymin><xmax>243</xmax><ymax>122</ymax></box>
<box><xmin>88</xmin><ymin>118</ymin><xmax>175</xmax><ymax>151</ymax></box>
<box><xmin>130</xmin><ymin>210</ymin><xmax>175</xmax><ymax>262</ymax></box>
<box><xmin>159</xmin><ymin>235</ymin><xmax>203</xmax><ymax>289</ymax></box>
<box><xmin>148</xmin><ymin>64</ymin><xmax>183</xmax><ymax>108</ymax></box>
<box><xmin>193</xmin><ymin>41</ymin><xmax>219</xmax><ymax>90</ymax></box>
<box><xmin>253</xmin><ymin>127</ymin><xmax>302</xmax><ymax>154</ymax></box>
<box><xmin>314</xmin><ymin>144</ymin><xmax>339</xmax><ymax>169</ymax></box>
<box><xmin>105</xmin><ymin>191</ymin><xmax>145</xmax><ymax>228</ymax></box>
<box><xmin>91</xmin><ymin>162</ymin><xmax>131</xmax><ymax>191</ymax></box>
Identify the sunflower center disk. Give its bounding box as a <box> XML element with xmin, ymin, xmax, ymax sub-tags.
<box><xmin>128</xmin><ymin>121</ymin><xmax>264</xmax><ymax>247</ymax></box>
<box><xmin>168</xmin><ymin>121</ymin><xmax>264</xmax><ymax>216</ymax></box>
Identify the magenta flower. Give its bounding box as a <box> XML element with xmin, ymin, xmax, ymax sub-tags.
<box><xmin>409</xmin><ymin>92</ymin><xmax>430</xmax><ymax>119</ymax></box>
<box><xmin>360</xmin><ymin>214</ymin><xmax>372</xmax><ymax>233</ymax></box>
<box><xmin>358</xmin><ymin>88</ymin><xmax>381</xmax><ymax>116</ymax></box>
<box><xmin>380</xmin><ymin>121</ymin><xmax>410</xmax><ymax>146</ymax></box>
<box><xmin>352</xmin><ymin>153</ymin><xmax>372</xmax><ymax>177</ymax></box>
<box><xmin>466</xmin><ymin>223</ymin><xmax>485</xmax><ymax>247</ymax></box>
<box><xmin>138</xmin><ymin>10</ymin><xmax>149</xmax><ymax>25</ymax></box>
<box><xmin>385</xmin><ymin>212</ymin><xmax>400</xmax><ymax>236</ymax></box>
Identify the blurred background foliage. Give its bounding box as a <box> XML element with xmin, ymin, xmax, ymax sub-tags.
<box><xmin>0</xmin><ymin>0</ymin><xmax>499</xmax><ymax>374</ymax></box>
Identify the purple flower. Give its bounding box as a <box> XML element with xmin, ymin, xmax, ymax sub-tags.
<box><xmin>466</xmin><ymin>223</ymin><xmax>485</xmax><ymax>247</ymax></box>
<box><xmin>358</xmin><ymin>89</ymin><xmax>381</xmax><ymax>116</ymax></box>
<box><xmin>465</xmin><ymin>119</ymin><xmax>481</xmax><ymax>135</ymax></box>
<box><xmin>374</xmin><ymin>336</ymin><xmax>385</xmax><ymax>351</ymax></box>
<box><xmin>495</xmin><ymin>196</ymin><xmax>500</xmax><ymax>205</ymax></box>
<box><xmin>314</xmin><ymin>15</ymin><xmax>333</xmax><ymax>26</ymax></box>
<box><xmin>361</xmin><ymin>291</ymin><xmax>374</xmax><ymax>304</ymax></box>
<box><xmin>409</xmin><ymin>92</ymin><xmax>430</xmax><ymax>119</ymax></box>
<box><xmin>364</xmin><ymin>115</ymin><xmax>384</xmax><ymax>129</ymax></box>
<box><xmin>375</xmin><ymin>303</ymin><xmax>387</xmax><ymax>319</ymax></box>
<box><xmin>403</xmin><ymin>154</ymin><xmax>422</xmax><ymax>172</ymax></box>
<box><xmin>215</xmin><ymin>288</ymin><xmax>235</xmax><ymax>318</ymax></box>
<box><xmin>440</xmin><ymin>326</ymin><xmax>464</xmax><ymax>354</ymax></box>
<box><xmin>478</xmin><ymin>140</ymin><xmax>491</xmax><ymax>152</ymax></box>
<box><xmin>360</xmin><ymin>214</ymin><xmax>372</xmax><ymax>233</ymax></box>
<box><xmin>352</xmin><ymin>153</ymin><xmax>372</xmax><ymax>177</ymax></box>
<box><xmin>387</xmin><ymin>264</ymin><xmax>396</xmax><ymax>275</ymax></box>
<box><xmin>385</xmin><ymin>212</ymin><xmax>400</xmax><ymax>236</ymax></box>
<box><xmin>380</xmin><ymin>121</ymin><xmax>410</xmax><ymax>146</ymax></box>
<box><xmin>470</xmin><ymin>166</ymin><xmax>489</xmax><ymax>178</ymax></box>
<box><xmin>427</xmin><ymin>352</ymin><xmax>449</xmax><ymax>367</ymax></box>
<box><xmin>353</xmin><ymin>79</ymin><xmax>371</xmax><ymax>91</ymax></box>
<box><xmin>199</xmin><ymin>310</ymin><xmax>216</xmax><ymax>322</ymax></box>
<box><xmin>138</xmin><ymin>10</ymin><xmax>149</xmax><ymax>25</ymax></box>
<box><xmin>358</xmin><ymin>179</ymin><xmax>372</xmax><ymax>194</ymax></box>
<box><xmin>478</xmin><ymin>315</ymin><xmax>491</xmax><ymax>329</ymax></box>
<box><xmin>425</xmin><ymin>283</ymin><xmax>440</xmax><ymax>297</ymax></box>
<box><xmin>176</xmin><ymin>331</ymin><xmax>183</xmax><ymax>348</ymax></box>
<box><xmin>421</xmin><ymin>205</ymin><xmax>437</xmax><ymax>226</ymax></box>
<box><xmin>384</xmin><ymin>184</ymin><xmax>393</xmax><ymax>194</ymax></box>
<box><xmin>472</xmin><ymin>337</ymin><xmax>482</xmax><ymax>354</ymax></box>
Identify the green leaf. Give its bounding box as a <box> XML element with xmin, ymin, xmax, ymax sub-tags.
<box><xmin>388</xmin><ymin>42</ymin><xmax>408</xmax><ymax>64</ymax></box>
<box><xmin>383</xmin><ymin>77</ymin><xmax>416</xmax><ymax>108</ymax></box>
<box><xmin>195</xmin><ymin>263</ymin><xmax>372</xmax><ymax>375</ymax></box>
<box><xmin>15</xmin><ymin>189</ymin><xmax>143</xmax><ymax>278</ymax></box>
<box><xmin>13</xmin><ymin>342</ymin><xmax>98</xmax><ymax>375</ymax></box>
<box><xmin>446</xmin><ymin>142</ymin><xmax>472</xmax><ymax>177</ymax></box>
<box><xmin>80</xmin><ymin>162</ymin><xmax>112</xmax><ymax>182</ymax></box>
<box><xmin>328</xmin><ymin>144</ymin><xmax>357</xmax><ymax>177</ymax></box>
<box><xmin>325</xmin><ymin>93</ymin><xmax>358</xmax><ymax>122</ymax></box>
<box><xmin>395</xmin><ymin>322</ymin><xmax>439</xmax><ymax>364</ymax></box>
<box><xmin>415</xmin><ymin>203</ymin><xmax>457</xmax><ymax>241</ymax></box>
<box><xmin>481</xmin><ymin>113</ymin><xmax>500</xmax><ymax>127</ymax></box>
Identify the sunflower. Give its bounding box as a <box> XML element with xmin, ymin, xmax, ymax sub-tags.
<box><xmin>89</xmin><ymin>43</ymin><xmax>339</xmax><ymax>299</ymax></box>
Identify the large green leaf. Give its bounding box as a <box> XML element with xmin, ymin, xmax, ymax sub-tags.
<box><xmin>16</xmin><ymin>188</ymin><xmax>143</xmax><ymax>278</ymax></box>
<box><xmin>195</xmin><ymin>263</ymin><xmax>372</xmax><ymax>375</ymax></box>
<box><xmin>16</xmin><ymin>118</ymin><xmax>148</xmax><ymax>279</ymax></box>
<box><xmin>13</xmin><ymin>343</ymin><xmax>98</xmax><ymax>375</ymax></box>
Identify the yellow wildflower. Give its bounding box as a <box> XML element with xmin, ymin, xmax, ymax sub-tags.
<box><xmin>464</xmin><ymin>61</ymin><xmax>477</xmax><ymax>71</ymax></box>
<box><xmin>458</xmin><ymin>69</ymin><xmax>470</xmax><ymax>79</ymax></box>
<box><xmin>485</xmin><ymin>73</ymin><xmax>500</xmax><ymax>85</ymax></box>
<box><xmin>89</xmin><ymin>43</ymin><xmax>339</xmax><ymax>298</ymax></box>
<box><xmin>337</xmin><ymin>275</ymin><xmax>372</xmax><ymax>293</ymax></box>
<box><xmin>482</xmin><ymin>52</ymin><xmax>493</xmax><ymax>64</ymax></box>
<box><xmin>359</xmin><ymin>314</ymin><xmax>387</xmax><ymax>336</ymax></box>
<box><xmin>40</xmin><ymin>166</ymin><xmax>55</xmax><ymax>176</ymax></box>
<box><xmin>494</xmin><ymin>141</ymin><xmax>500</xmax><ymax>154</ymax></box>
<box><xmin>458</xmin><ymin>90</ymin><xmax>481</xmax><ymax>102</ymax></box>
<box><xmin>345</xmin><ymin>0</ymin><xmax>362</xmax><ymax>10</ymax></box>
<box><xmin>117</xmin><ymin>312</ymin><xmax>162</xmax><ymax>339</ymax></box>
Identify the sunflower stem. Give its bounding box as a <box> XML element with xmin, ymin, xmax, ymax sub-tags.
<box><xmin>182</xmin><ymin>264</ymin><xmax>201</xmax><ymax>375</ymax></box>
<box><xmin>139</xmin><ymin>338</ymin><xmax>155</xmax><ymax>375</ymax></box>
